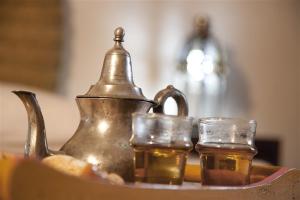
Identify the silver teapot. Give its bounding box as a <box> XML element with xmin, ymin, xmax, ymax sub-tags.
<box><xmin>13</xmin><ymin>27</ymin><xmax>188</xmax><ymax>181</ymax></box>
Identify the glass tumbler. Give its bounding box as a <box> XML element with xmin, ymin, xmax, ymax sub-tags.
<box><xmin>130</xmin><ymin>113</ymin><xmax>193</xmax><ymax>185</ymax></box>
<box><xmin>196</xmin><ymin>118</ymin><xmax>257</xmax><ymax>186</ymax></box>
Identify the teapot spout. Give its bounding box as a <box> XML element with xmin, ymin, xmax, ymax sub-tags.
<box><xmin>13</xmin><ymin>91</ymin><xmax>50</xmax><ymax>159</ymax></box>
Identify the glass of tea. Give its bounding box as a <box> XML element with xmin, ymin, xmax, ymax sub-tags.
<box><xmin>130</xmin><ymin>113</ymin><xmax>193</xmax><ymax>185</ymax></box>
<box><xmin>196</xmin><ymin>118</ymin><xmax>257</xmax><ymax>186</ymax></box>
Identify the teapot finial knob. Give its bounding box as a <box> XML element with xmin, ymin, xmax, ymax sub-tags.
<box><xmin>114</xmin><ymin>27</ymin><xmax>125</xmax><ymax>42</ymax></box>
<box><xmin>81</xmin><ymin>26</ymin><xmax>149</xmax><ymax>102</ymax></box>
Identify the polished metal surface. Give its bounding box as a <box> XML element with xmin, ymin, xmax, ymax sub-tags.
<box><xmin>13</xmin><ymin>27</ymin><xmax>189</xmax><ymax>182</ymax></box>
<box><xmin>61</xmin><ymin>98</ymin><xmax>153</xmax><ymax>181</ymax></box>
<box><xmin>12</xmin><ymin>91</ymin><xmax>50</xmax><ymax>159</ymax></box>
<box><xmin>80</xmin><ymin>27</ymin><xmax>151</xmax><ymax>102</ymax></box>
<box><xmin>153</xmin><ymin>85</ymin><xmax>188</xmax><ymax>116</ymax></box>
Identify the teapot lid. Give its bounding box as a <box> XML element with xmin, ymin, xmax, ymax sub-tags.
<box><xmin>78</xmin><ymin>27</ymin><xmax>151</xmax><ymax>102</ymax></box>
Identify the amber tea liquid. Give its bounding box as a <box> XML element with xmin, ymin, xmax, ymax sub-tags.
<box><xmin>197</xmin><ymin>145</ymin><xmax>256</xmax><ymax>186</ymax></box>
<box><xmin>133</xmin><ymin>146</ymin><xmax>189</xmax><ymax>185</ymax></box>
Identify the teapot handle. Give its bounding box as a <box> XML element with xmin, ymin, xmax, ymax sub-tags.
<box><xmin>153</xmin><ymin>85</ymin><xmax>188</xmax><ymax>116</ymax></box>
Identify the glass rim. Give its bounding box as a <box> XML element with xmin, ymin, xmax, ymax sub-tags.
<box><xmin>198</xmin><ymin>117</ymin><xmax>256</xmax><ymax>125</ymax></box>
<box><xmin>132</xmin><ymin>112</ymin><xmax>194</xmax><ymax>122</ymax></box>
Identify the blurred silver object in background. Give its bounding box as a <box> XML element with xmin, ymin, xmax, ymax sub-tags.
<box><xmin>175</xmin><ymin>16</ymin><xmax>227</xmax><ymax>118</ymax></box>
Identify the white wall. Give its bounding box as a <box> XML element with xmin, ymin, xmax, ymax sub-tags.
<box><xmin>64</xmin><ymin>0</ymin><xmax>300</xmax><ymax>167</ymax></box>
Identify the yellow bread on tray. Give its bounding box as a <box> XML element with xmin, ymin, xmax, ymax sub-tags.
<box><xmin>184</xmin><ymin>164</ymin><xmax>201</xmax><ymax>182</ymax></box>
<box><xmin>42</xmin><ymin>155</ymin><xmax>124</xmax><ymax>185</ymax></box>
<box><xmin>0</xmin><ymin>153</ymin><xmax>21</xmax><ymax>200</ymax></box>
<box><xmin>42</xmin><ymin>155</ymin><xmax>96</xmax><ymax>178</ymax></box>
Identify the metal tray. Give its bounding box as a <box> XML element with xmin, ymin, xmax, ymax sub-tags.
<box><xmin>6</xmin><ymin>160</ymin><xmax>300</xmax><ymax>200</ymax></box>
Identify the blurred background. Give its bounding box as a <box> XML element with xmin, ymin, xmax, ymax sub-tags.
<box><xmin>0</xmin><ymin>0</ymin><xmax>299</xmax><ymax>168</ymax></box>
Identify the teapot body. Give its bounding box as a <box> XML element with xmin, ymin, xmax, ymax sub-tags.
<box><xmin>60</xmin><ymin>97</ymin><xmax>154</xmax><ymax>181</ymax></box>
<box><xmin>13</xmin><ymin>86</ymin><xmax>188</xmax><ymax>182</ymax></box>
